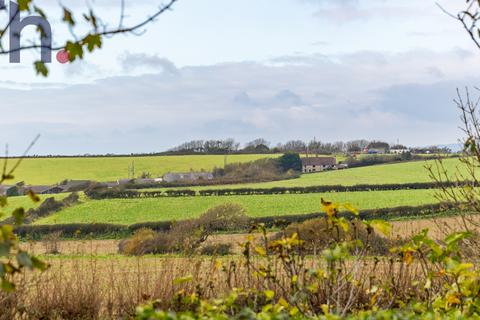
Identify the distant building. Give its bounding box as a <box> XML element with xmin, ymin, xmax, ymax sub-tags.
<box><xmin>390</xmin><ymin>148</ymin><xmax>410</xmax><ymax>154</ymax></box>
<box><xmin>0</xmin><ymin>185</ymin><xmax>19</xmax><ymax>197</ymax></box>
<box><xmin>58</xmin><ymin>180</ymin><xmax>93</xmax><ymax>192</ymax></box>
<box><xmin>301</xmin><ymin>157</ymin><xmax>336</xmax><ymax>173</ymax></box>
<box><xmin>364</xmin><ymin>142</ymin><xmax>390</xmax><ymax>154</ymax></box>
<box><xmin>22</xmin><ymin>185</ymin><xmax>64</xmax><ymax>195</ymax></box>
<box><xmin>163</xmin><ymin>172</ymin><xmax>214</xmax><ymax>183</ymax></box>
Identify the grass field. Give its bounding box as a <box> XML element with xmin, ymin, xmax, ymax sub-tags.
<box><xmin>1</xmin><ymin>193</ymin><xmax>68</xmax><ymax>220</ymax></box>
<box><xmin>4</xmin><ymin>154</ymin><xmax>281</xmax><ymax>185</ymax></box>
<box><xmin>35</xmin><ymin>189</ymin><xmax>440</xmax><ymax>225</ymax></box>
<box><xmin>140</xmin><ymin>157</ymin><xmax>464</xmax><ymax>192</ymax></box>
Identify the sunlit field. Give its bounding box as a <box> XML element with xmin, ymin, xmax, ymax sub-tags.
<box><xmin>5</xmin><ymin>154</ymin><xmax>281</xmax><ymax>185</ymax></box>
<box><xmin>35</xmin><ymin>189</ymin><xmax>440</xmax><ymax>225</ymax></box>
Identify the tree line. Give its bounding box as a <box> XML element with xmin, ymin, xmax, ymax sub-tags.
<box><xmin>168</xmin><ymin>138</ymin><xmax>453</xmax><ymax>155</ymax></box>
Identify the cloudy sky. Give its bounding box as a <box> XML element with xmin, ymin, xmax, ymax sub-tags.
<box><xmin>0</xmin><ymin>0</ymin><xmax>478</xmax><ymax>155</ymax></box>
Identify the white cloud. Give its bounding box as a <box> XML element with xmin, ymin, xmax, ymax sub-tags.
<box><xmin>0</xmin><ymin>48</ymin><xmax>474</xmax><ymax>155</ymax></box>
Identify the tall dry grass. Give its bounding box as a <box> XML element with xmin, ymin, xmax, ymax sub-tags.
<box><xmin>0</xmin><ymin>251</ymin><xmax>427</xmax><ymax>319</ymax></box>
<box><xmin>5</xmin><ymin>214</ymin><xmax>478</xmax><ymax>319</ymax></box>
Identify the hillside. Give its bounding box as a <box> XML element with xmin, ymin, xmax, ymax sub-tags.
<box><xmin>4</xmin><ymin>154</ymin><xmax>281</xmax><ymax>185</ymax></box>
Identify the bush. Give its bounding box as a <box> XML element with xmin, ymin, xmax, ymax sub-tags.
<box><xmin>197</xmin><ymin>203</ymin><xmax>249</xmax><ymax>232</ymax></box>
<box><xmin>278</xmin><ymin>217</ymin><xmax>389</xmax><ymax>255</ymax></box>
<box><xmin>118</xmin><ymin>228</ymin><xmax>157</xmax><ymax>255</ymax></box>
<box><xmin>276</xmin><ymin>152</ymin><xmax>302</xmax><ymax>172</ymax></box>
<box><xmin>119</xmin><ymin>204</ymin><xmax>249</xmax><ymax>255</ymax></box>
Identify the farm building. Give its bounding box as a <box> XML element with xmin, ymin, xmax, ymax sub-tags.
<box><xmin>390</xmin><ymin>148</ymin><xmax>410</xmax><ymax>154</ymax></box>
<box><xmin>364</xmin><ymin>141</ymin><xmax>390</xmax><ymax>154</ymax></box>
<box><xmin>58</xmin><ymin>180</ymin><xmax>93</xmax><ymax>192</ymax></box>
<box><xmin>21</xmin><ymin>185</ymin><xmax>64</xmax><ymax>195</ymax></box>
<box><xmin>163</xmin><ymin>172</ymin><xmax>214</xmax><ymax>183</ymax></box>
<box><xmin>301</xmin><ymin>157</ymin><xmax>336</xmax><ymax>173</ymax></box>
<box><xmin>0</xmin><ymin>185</ymin><xmax>19</xmax><ymax>196</ymax></box>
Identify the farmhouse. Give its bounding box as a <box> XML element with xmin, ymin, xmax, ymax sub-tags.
<box><xmin>301</xmin><ymin>157</ymin><xmax>336</xmax><ymax>173</ymax></box>
<box><xmin>163</xmin><ymin>172</ymin><xmax>214</xmax><ymax>183</ymax></box>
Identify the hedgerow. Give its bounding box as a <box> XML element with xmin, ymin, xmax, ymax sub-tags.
<box><xmin>85</xmin><ymin>181</ymin><xmax>474</xmax><ymax>199</ymax></box>
<box><xmin>14</xmin><ymin>202</ymin><xmax>457</xmax><ymax>239</ymax></box>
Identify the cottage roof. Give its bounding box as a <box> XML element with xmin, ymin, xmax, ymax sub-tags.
<box><xmin>301</xmin><ymin>157</ymin><xmax>336</xmax><ymax>166</ymax></box>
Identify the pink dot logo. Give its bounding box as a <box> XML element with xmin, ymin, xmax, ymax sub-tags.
<box><xmin>56</xmin><ymin>50</ymin><xmax>69</xmax><ymax>64</ymax></box>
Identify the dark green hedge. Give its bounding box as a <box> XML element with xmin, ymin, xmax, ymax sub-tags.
<box><xmin>85</xmin><ymin>181</ymin><xmax>473</xmax><ymax>199</ymax></box>
<box><xmin>14</xmin><ymin>202</ymin><xmax>457</xmax><ymax>239</ymax></box>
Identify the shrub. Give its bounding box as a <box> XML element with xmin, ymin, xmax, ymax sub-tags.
<box><xmin>278</xmin><ymin>217</ymin><xmax>389</xmax><ymax>255</ymax></box>
<box><xmin>276</xmin><ymin>152</ymin><xmax>302</xmax><ymax>172</ymax></box>
<box><xmin>118</xmin><ymin>228</ymin><xmax>157</xmax><ymax>255</ymax></box>
<box><xmin>197</xmin><ymin>203</ymin><xmax>249</xmax><ymax>232</ymax></box>
<box><xmin>119</xmin><ymin>204</ymin><xmax>248</xmax><ymax>255</ymax></box>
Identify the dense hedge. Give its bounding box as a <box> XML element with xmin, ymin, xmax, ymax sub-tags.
<box><xmin>14</xmin><ymin>202</ymin><xmax>458</xmax><ymax>239</ymax></box>
<box><xmin>86</xmin><ymin>181</ymin><xmax>473</xmax><ymax>199</ymax></box>
<box><xmin>124</xmin><ymin>174</ymin><xmax>301</xmax><ymax>190</ymax></box>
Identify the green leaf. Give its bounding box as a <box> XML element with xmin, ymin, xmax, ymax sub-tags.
<box><xmin>264</xmin><ymin>290</ymin><xmax>275</xmax><ymax>300</ymax></box>
<box><xmin>1</xmin><ymin>279</ymin><xmax>15</xmax><ymax>292</ymax></box>
<box><xmin>27</xmin><ymin>189</ymin><xmax>40</xmax><ymax>203</ymax></box>
<box><xmin>0</xmin><ymin>196</ymin><xmax>7</xmax><ymax>208</ymax></box>
<box><xmin>17</xmin><ymin>0</ymin><xmax>31</xmax><ymax>11</ymax></box>
<box><xmin>34</xmin><ymin>61</ymin><xmax>48</xmax><ymax>77</ymax></box>
<box><xmin>31</xmin><ymin>257</ymin><xmax>48</xmax><ymax>271</ymax></box>
<box><xmin>343</xmin><ymin>203</ymin><xmax>359</xmax><ymax>216</ymax></box>
<box><xmin>83</xmin><ymin>34</ymin><xmax>102</xmax><ymax>52</ymax></box>
<box><xmin>62</xmin><ymin>8</ymin><xmax>75</xmax><ymax>26</ymax></box>
<box><xmin>16</xmin><ymin>252</ymin><xmax>33</xmax><ymax>269</ymax></box>
<box><xmin>65</xmin><ymin>41</ymin><xmax>84</xmax><ymax>61</ymax></box>
<box><xmin>33</xmin><ymin>6</ymin><xmax>47</xmax><ymax>19</ymax></box>
<box><xmin>0</xmin><ymin>243</ymin><xmax>10</xmax><ymax>257</ymax></box>
<box><xmin>370</xmin><ymin>220</ymin><xmax>392</xmax><ymax>237</ymax></box>
<box><xmin>173</xmin><ymin>275</ymin><xmax>193</xmax><ymax>285</ymax></box>
<box><xmin>12</xmin><ymin>207</ymin><xmax>25</xmax><ymax>225</ymax></box>
<box><xmin>445</xmin><ymin>232</ymin><xmax>471</xmax><ymax>246</ymax></box>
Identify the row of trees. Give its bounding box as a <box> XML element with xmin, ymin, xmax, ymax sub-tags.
<box><xmin>169</xmin><ymin>138</ymin><xmax>455</xmax><ymax>155</ymax></box>
<box><xmin>169</xmin><ymin>138</ymin><xmax>371</xmax><ymax>154</ymax></box>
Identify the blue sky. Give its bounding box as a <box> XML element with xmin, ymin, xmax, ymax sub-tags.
<box><xmin>0</xmin><ymin>0</ymin><xmax>477</xmax><ymax>154</ymax></box>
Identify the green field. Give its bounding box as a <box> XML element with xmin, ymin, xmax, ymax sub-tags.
<box><xmin>36</xmin><ymin>189</ymin><xmax>440</xmax><ymax>225</ymax></box>
<box><xmin>4</xmin><ymin>154</ymin><xmax>281</xmax><ymax>185</ymax></box>
<box><xmin>1</xmin><ymin>193</ymin><xmax>68</xmax><ymax>220</ymax></box>
<box><xmin>140</xmin><ymin>157</ymin><xmax>463</xmax><ymax>192</ymax></box>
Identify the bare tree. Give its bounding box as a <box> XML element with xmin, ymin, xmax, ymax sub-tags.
<box><xmin>438</xmin><ymin>0</ymin><xmax>480</xmax><ymax>50</ymax></box>
<box><xmin>427</xmin><ymin>88</ymin><xmax>480</xmax><ymax>251</ymax></box>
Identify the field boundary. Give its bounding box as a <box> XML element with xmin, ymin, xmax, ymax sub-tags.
<box><xmin>86</xmin><ymin>181</ymin><xmax>471</xmax><ymax>199</ymax></box>
<box><xmin>15</xmin><ymin>202</ymin><xmax>457</xmax><ymax>239</ymax></box>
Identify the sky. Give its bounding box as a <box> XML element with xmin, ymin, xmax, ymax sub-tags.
<box><xmin>0</xmin><ymin>0</ymin><xmax>478</xmax><ymax>155</ymax></box>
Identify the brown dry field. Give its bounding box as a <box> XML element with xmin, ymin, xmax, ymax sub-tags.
<box><xmin>8</xmin><ymin>215</ymin><xmax>475</xmax><ymax>319</ymax></box>
<box><xmin>22</xmin><ymin>214</ymin><xmax>480</xmax><ymax>256</ymax></box>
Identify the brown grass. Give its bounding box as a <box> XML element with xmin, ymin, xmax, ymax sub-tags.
<box><xmin>390</xmin><ymin>215</ymin><xmax>480</xmax><ymax>240</ymax></box>
<box><xmin>2</xmin><ymin>252</ymin><xmax>426</xmax><ymax>319</ymax></box>
<box><xmin>8</xmin><ymin>214</ymin><xmax>477</xmax><ymax>319</ymax></box>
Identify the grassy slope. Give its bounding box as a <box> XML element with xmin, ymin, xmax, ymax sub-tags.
<box><xmin>36</xmin><ymin>189</ymin><xmax>439</xmax><ymax>225</ymax></box>
<box><xmin>149</xmin><ymin>157</ymin><xmax>462</xmax><ymax>192</ymax></box>
<box><xmin>1</xmin><ymin>194</ymin><xmax>68</xmax><ymax>219</ymax></box>
<box><xmin>6</xmin><ymin>154</ymin><xmax>281</xmax><ymax>185</ymax></box>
